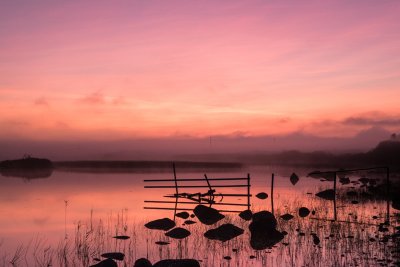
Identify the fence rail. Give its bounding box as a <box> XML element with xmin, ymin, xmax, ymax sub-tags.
<box><xmin>143</xmin><ymin>163</ymin><xmax>251</xmax><ymax>219</ymax></box>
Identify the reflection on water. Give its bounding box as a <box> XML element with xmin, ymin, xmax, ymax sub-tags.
<box><xmin>0</xmin><ymin>168</ymin><xmax>53</xmax><ymax>180</ymax></box>
<box><xmin>0</xmin><ymin>165</ymin><xmax>399</xmax><ymax>266</ymax></box>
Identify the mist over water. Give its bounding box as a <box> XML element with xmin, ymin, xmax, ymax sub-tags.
<box><xmin>0</xmin><ymin>127</ymin><xmax>393</xmax><ymax>161</ymax></box>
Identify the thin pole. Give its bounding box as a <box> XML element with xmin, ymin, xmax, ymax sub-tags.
<box><xmin>173</xmin><ymin>163</ymin><xmax>178</xmax><ymax>221</ymax></box>
<box><xmin>271</xmin><ymin>173</ymin><xmax>275</xmax><ymax>215</ymax></box>
<box><xmin>333</xmin><ymin>171</ymin><xmax>337</xmax><ymax>221</ymax></box>
<box><xmin>204</xmin><ymin>174</ymin><xmax>214</xmax><ymax>207</ymax></box>
<box><xmin>64</xmin><ymin>200</ymin><xmax>68</xmax><ymax>239</ymax></box>
<box><xmin>386</xmin><ymin>167</ymin><xmax>390</xmax><ymax>225</ymax></box>
<box><xmin>247</xmin><ymin>173</ymin><xmax>251</xmax><ymax>210</ymax></box>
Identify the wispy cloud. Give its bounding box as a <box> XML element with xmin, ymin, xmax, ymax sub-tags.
<box><xmin>78</xmin><ymin>92</ymin><xmax>127</xmax><ymax>106</ymax></box>
<box><xmin>79</xmin><ymin>92</ymin><xmax>106</xmax><ymax>105</ymax></box>
<box><xmin>342</xmin><ymin>116</ymin><xmax>400</xmax><ymax>126</ymax></box>
<box><xmin>34</xmin><ymin>97</ymin><xmax>49</xmax><ymax>106</ymax></box>
<box><xmin>2</xmin><ymin>119</ymin><xmax>30</xmax><ymax>126</ymax></box>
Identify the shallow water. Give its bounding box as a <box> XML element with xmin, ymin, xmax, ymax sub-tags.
<box><xmin>0</xmin><ymin>164</ymin><xmax>398</xmax><ymax>266</ymax></box>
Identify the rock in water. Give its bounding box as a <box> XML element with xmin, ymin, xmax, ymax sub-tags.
<box><xmin>175</xmin><ymin>211</ymin><xmax>190</xmax><ymax>219</ymax></box>
<box><xmin>165</xmin><ymin>227</ymin><xmax>191</xmax><ymax>239</ymax></box>
<box><xmin>204</xmin><ymin>223</ymin><xmax>244</xmax><ymax>242</ymax></box>
<box><xmin>299</xmin><ymin>207</ymin><xmax>310</xmax><ymax>217</ymax></box>
<box><xmin>155</xmin><ymin>241</ymin><xmax>170</xmax><ymax>245</ymax></box>
<box><xmin>100</xmin><ymin>252</ymin><xmax>124</xmax><ymax>261</ymax></box>
<box><xmin>392</xmin><ymin>196</ymin><xmax>400</xmax><ymax>211</ymax></box>
<box><xmin>339</xmin><ymin>177</ymin><xmax>350</xmax><ymax>185</ymax></box>
<box><xmin>312</xmin><ymin>234</ymin><xmax>320</xmax><ymax>245</ymax></box>
<box><xmin>134</xmin><ymin>258</ymin><xmax>152</xmax><ymax>267</ymax></box>
<box><xmin>290</xmin><ymin>173</ymin><xmax>299</xmax><ymax>185</ymax></box>
<box><xmin>153</xmin><ymin>259</ymin><xmax>200</xmax><ymax>267</ymax></box>
<box><xmin>193</xmin><ymin>205</ymin><xmax>225</xmax><ymax>225</ymax></box>
<box><xmin>239</xmin><ymin>210</ymin><xmax>253</xmax><ymax>221</ymax></box>
<box><xmin>315</xmin><ymin>189</ymin><xmax>335</xmax><ymax>201</ymax></box>
<box><xmin>249</xmin><ymin>211</ymin><xmax>284</xmax><ymax>250</ymax></box>
<box><xmin>184</xmin><ymin>220</ymin><xmax>196</xmax><ymax>225</ymax></box>
<box><xmin>256</xmin><ymin>192</ymin><xmax>268</xmax><ymax>199</ymax></box>
<box><xmin>113</xmin><ymin>235</ymin><xmax>130</xmax><ymax>240</ymax></box>
<box><xmin>90</xmin><ymin>259</ymin><xmax>117</xmax><ymax>267</ymax></box>
<box><xmin>145</xmin><ymin>218</ymin><xmax>175</xmax><ymax>231</ymax></box>
<box><xmin>280</xmin><ymin>214</ymin><xmax>294</xmax><ymax>221</ymax></box>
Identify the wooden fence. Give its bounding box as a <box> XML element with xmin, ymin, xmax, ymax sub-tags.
<box><xmin>143</xmin><ymin>163</ymin><xmax>251</xmax><ymax>220</ymax></box>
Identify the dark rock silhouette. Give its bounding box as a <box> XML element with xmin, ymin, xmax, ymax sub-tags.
<box><xmin>175</xmin><ymin>211</ymin><xmax>189</xmax><ymax>219</ymax></box>
<box><xmin>339</xmin><ymin>177</ymin><xmax>350</xmax><ymax>184</ymax></box>
<box><xmin>290</xmin><ymin>173</ymin><xmax>299</xmax><ymax>185</ymax></box>
<box><xmin>312</xmin><ymin>234</ymin><xmax>320</xmax><ymax>245</ymax></box>
<box><xmin>155</xmin><ymin>241</ymin><xmax>170</xmax><ymax>245</ymax></box>
<box><xmin>223</xmin><ymin>256</ymin><xmax>232</xmax><ymax>260</ymax></box>
<box><xmin>315</xmin><ymin>189</ymin><xmax>335</xmax><ymax>200</ymax></box>
<box><xmin>204</xmin><ymin>223</ymin><xmax>244</xmax><ymax>242</ymax></box>
<box><xmin>239</xmin><ymin>209</ymin><xmax>253</xmax><ymax>221</ymax></box>
<box><xmin>113</xmin><ymin>235</ymin><xmax>129</xmax><ymax>240</ymax></box>
<box><xmin>193</xmin><ymin>205</ymin><xmax>224</xmax><ymax>225</ymax></box>
<box><xmin>165</xmin><ymin>227</ymin><xmax>191</xmax><ymax>239</ymax></box>
<box><xmin>184</xmin><ymin>220</ymin><xmax>196</xmax><ymax>225</ymax></box>
<box><xmin>90</xmin><ymin>258</ymin><xmax>117</xmax><ymax>267</ymax></box>
<box><xmin>359</xmin><ymin>177</ymin><xmax>369</xmax><ymax>185</ymax></box>
<box><xmin>299</xmin><ymin>207</ymin><xmax>310</xmax><ymax>217</ymax></box>
<box><xmin>101</xmin><ymin>252</ymin><xmax>124</xmax><ymax>261</ymax></box>
<box><xmin>256</xmin><ymin>192</ymin><xmax>268</xmax><ymax>199</ymax></box>
<box><xmin>280</xmin><ymin>214</ymin><xmax>294</xmax><ymax>221</ymax></box>
<box><xmin>249</xmin><ymin>211</ymin><xmax>284</xmax><ymax>250</ymax></box>
<box><xmin>145</xmin><ymin>218</ymin><xmax>175</xmax><ymax>231</ymax></box>
<box><xmin>0</xmin><ymin>156</ymin><xmax>53</xmax><ymax>179</ymax></box>
<box><xmin>134</xmin><ymin>258</ymin><xmax>152</xmax><ymax>267</ymax></box>
<box><xmin>393</xmin><ymin>197</ymin><xmax>400</xmax><ymax>211</ymax></box>
<box><xmin>0</xmin><ymin>156</ymin><xmax>53</xmax><ymax>169</ymax></box>
<box><xmin>308</xmin><ymin>171</ymin><xmax>335</xmax><ymax>181</ymax></box>
<box><xmin>153</xmin><ymin>259</ymin><xmax>200</xmax><ymax>267</ymax></box>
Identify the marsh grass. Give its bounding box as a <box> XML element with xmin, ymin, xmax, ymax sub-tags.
<box><xmin>1</xmin><ymin>185</ymin><xmax>399</xmax><ymax>267</ymax></box>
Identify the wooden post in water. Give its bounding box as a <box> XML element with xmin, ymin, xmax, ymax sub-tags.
<box><xmin>247</xmin><ymin>173</ymin><xmax>251</xmax><ymax>210</ymax></box>
<box><xmin>173</xmin><ymin>163</ymin><xmax>178</xmax><ymax>221</ymax></box>
<box><xmin>204</xmin><ymin>174</ymin><xmax>213</xmax><ymax>207</ymax></box>
<box><xmin>333</xmin><ymin>171</ymin><xmax>337</xmax><ymax>221</ymax></box>
<box><xmin>271</xmin><ymin>173</ymin><xmax>275</xmax><ymax>215</ymax></box>
<box><xmin>386</xmin><ymin>167</ymin><xmax>390</xmax><ymax>225</ymax></box>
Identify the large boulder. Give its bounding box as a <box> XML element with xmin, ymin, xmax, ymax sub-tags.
<box><xmin>315</xmin><ymin>189</ymin><xmax>335</xmax><ymax>201</ymax></box>
<box><xmin>165</xmin><ymin>228</ymin><xmax>191</xmax><ymax>239</ymax></box>
<box><xmin>134</xmin><ymin>258</ymin><xmax>152</xmax><ymax>267</ymax></box>
<box><xmin>145</xmin><ymin>218</ymin><xmax>175</xmax><ymax>231</ymax></box>
<box><xmin>193</xmin><ymin>205</ymin><xmax>224</xmax><ymax>225</ymax></box>
<box><xmin>101</xmin><ymin>252</ymin><xmax>124</xmax><ymax>261</ymax></box>
<box><xmin>90</xmin><ymin>259</ymin><xmax>117</xmax><ymax>267</ymax></box>
<box><xmin>249</xmin><ymin>211</ymin><xmax>284</xmax><ymax>250</ymax></box>
<box><xmin>204</xmin><ymin>223</ymin><xmax>244</xmax><ymax>242</ymax></box>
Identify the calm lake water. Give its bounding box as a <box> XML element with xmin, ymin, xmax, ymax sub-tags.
<box><xmin>0</xmin><ymin>164</ymin><xmax>398</xmax><ymax>266</ymax></box>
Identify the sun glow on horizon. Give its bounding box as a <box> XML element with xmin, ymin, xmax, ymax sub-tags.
<box><xmin>1</xmin><ymin>1</ymin><xmax>400</xmax><ymax>140</ymax></box>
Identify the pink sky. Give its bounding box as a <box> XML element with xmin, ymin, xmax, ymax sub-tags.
<box><xmin>1</xmin><ymin>0</ymin><xmax>399</xmax><ymax>140</ymax></box>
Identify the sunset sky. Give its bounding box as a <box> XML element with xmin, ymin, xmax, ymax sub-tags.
<box><xmin>1</xmin><ymin>0</ymin><xmax>399</xmax><ymax>141</ymax></box>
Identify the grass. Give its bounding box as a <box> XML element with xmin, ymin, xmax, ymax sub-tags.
<box><xmin>1</xmin><ymin>175</ymin><xmax>399</xmax><ymax>267</ymax></box>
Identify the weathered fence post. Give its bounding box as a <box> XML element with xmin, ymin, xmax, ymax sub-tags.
<box><xmin>271</xmin><ymin>173</ymin><xmax>275</xmax><ymax>215</ymax></box>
